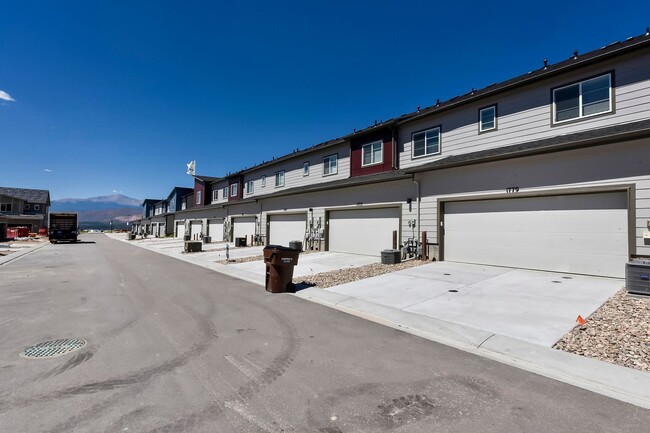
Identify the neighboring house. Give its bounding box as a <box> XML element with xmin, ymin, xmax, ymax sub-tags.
<box><xmin>153</xmin><ymin>31</ymin><xmax>649</xmax><ymax>279</ymax></box>
<box><xmin>138</xmin><ymin>199</ymin><xmax>161</xmax><ymax>235</ymax></box>
<box><xmin>0</xmin><ymin>187</ymin><xmax>51</xmax><ymax>235</ymax></box>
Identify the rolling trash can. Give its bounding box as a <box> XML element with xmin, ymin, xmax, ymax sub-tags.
<box><xmin>288</xmin><ymin>240</ymin><xmax>303</xmax><ymax>251</ymax></box>
<box><xmin>264</xmin><ymin>245</ymin><xmax>301</xmax><ymax>293</ymax></box>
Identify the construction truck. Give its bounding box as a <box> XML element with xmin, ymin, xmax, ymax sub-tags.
<box><xmin>49</xmin><ymin>213</ymin><xmax>79</xmax><ymax>243</ymax></box>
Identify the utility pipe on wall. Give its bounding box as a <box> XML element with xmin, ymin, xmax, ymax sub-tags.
<box><xmin>412</xmin><ymin>175</ymin><xmax>421</xmax><ymax>240</ymax></box>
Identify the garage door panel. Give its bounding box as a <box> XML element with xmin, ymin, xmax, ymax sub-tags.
<box><xmin>175</xmin><ymin>222</ymin><xmax>185</xmax><ymax>238</ymax></box>
<box><xmin>233</xmin><ymin>217</ymin><xmax>256</xmax><ymax>241</ymax></box>
<box><xmin>208</xmin><ymin>219</ymin><xmax>223</xmax><ymax>242</ymax></box>
<box><xmin>444</xmin><ymin>192</ymin><xmax>628</xmax><ymax>278</ymax></box>
<box><xmin>329</xmin><ymin>208</ymin><xmax>399</xmax><ymax>256</ymax></box>
<box><xmin>190</xmin><ymin>221</ymin><xmax>202</xmax><ymax>238</ymax></box>
<box><xmin>269</xmin><ymin>214</ymin><xmax>306</xmax><ymax>247</ymax></box>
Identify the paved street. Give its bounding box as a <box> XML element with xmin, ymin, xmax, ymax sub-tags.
<box><xmin>1</xmin><ymin>234</ymin><xmax>649</xmax><ymax>432</ymax></box>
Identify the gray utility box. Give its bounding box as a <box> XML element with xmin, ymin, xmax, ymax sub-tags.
<box><xmin>184</xmin><ymin>241</ymin><xmax>202</xmax><ymax>253</ymax></box>
<box><xmin>626</xmin><ymin>260</ymin><xmax>650</xmax><ymax>296</ymax></box>
<box><xmin>381</xmin><ymin>249</ymin><xmax>401</xmax><ymax>265</ymax></box>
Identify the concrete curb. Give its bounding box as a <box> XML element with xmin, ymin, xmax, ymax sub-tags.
<box><xmin>0</xmin><ymin>241</ymin><xmax>50</xmax><ymax>267</ymax></box>
<box><xmin>107</xmin><ymin>233</ymin><xmax>650</xmax><ymax>410</ymax></box>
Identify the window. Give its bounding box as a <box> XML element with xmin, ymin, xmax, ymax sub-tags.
<box><xmin>196</xmin><ymin>191</ymin><xmax>201</xmax><ymax>205</ymax></box>
<box><xmin>362</xmin><ymin>141</ymin><xmax>383</xmax><ymax>166</ymax></box>
<box><xmin>182</xmin><ymin>202</ymin><xmax>186</xmax><ymax>210</ymax></box>
<box><xmin>323</xmin><ymin>154</ymin><xmax>338</xmax><ymax>176</ymax></box>
<box><xmin>0</xmin><ymin>203</ymin><xmax>12</xmax><ymax>212</ymax></box>
<box><xmin>24</xmin><ymin>204</ymin><xmax>31</xmax><ymax>211</ymax></box>
<box><xmin>275</xmin><ymin>170</ymin><xmax>285</xmax><ymax>187</ymax></box>
<box><xmin>222</xmin><ymin>186</ymin><xmax>228</xmax><ymax>199</ymax></box>
<box><xmin>230</xmin><ymin>183</ymin><xmax>238</xmax><ymax>197</ymax></box>
<box><xmin>212</xmin><ymin>190</ymin><xmax>219</xmax><ymax>201</ymax></box>
<box><xmin>261</xmin><ymin>175</ymin><xmax>266</xmax><ymax>187</ymax></box>
<box><xmin>553</xmin><ymin>73</ymin><xmax>612</xmax><ymax>124</ymax></box>
<box><xmin>479</xmin><ymin>105</ymin><xmax>497</xmax><ymax>132</ymax></box>
<box><xmin>34</xmin><ymin>204</ymin><xmax>40</xmax><ymax>211</ymax></box>
<box><xmin>303</xmin><ymin>162</ymin><xmax>310</xmax><ymax>176</ymax></box>
<box><xmin>412</xmin><ymin>127</ymin><xmax>440</xmax><ymax>158</ymax></box>
<box><xmin>246</xmin><ymin>180</ymin><xmax>254</xmax><ymax>194</ymax></box>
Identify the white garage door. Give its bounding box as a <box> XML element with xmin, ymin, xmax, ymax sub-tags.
<box><xmin>190</xmin><ymin>221</ymin><xmax>203</xmax><ymax>239</ymax></box>
<box><xmin>175</xmin><ymin>221</ymin><xmax>185</xmax><ymax>238</ymax></box>
<box><xmin>208</xmin><ymin>219</ymin><xmax>223</xmax><ymax>242</ymax></box>
<box><xmin>233</xmin><ymin>217</ymin><xmax>256</xmax><ymax>243</ymax></box>
<box><xmin>443</xmin><ymin>192</ymin><xmax>628</xmax><ymax>278</ymax></box>
<box><xmin>328</xmin><ymin>208</ymin><xmax>400</xmax><ymax>256</ymax></box>
<box><xmin>268</xmin><ymin>213</ymin><xmax>306</xmax><ymax>247</ymax></box>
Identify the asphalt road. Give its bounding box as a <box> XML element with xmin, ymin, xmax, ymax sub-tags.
<box><xmin>0</xmin><ymin>234</ymin><xmax>648</xmax><ymax>432</ymax></box>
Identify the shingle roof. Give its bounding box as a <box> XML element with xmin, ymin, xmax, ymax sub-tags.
<box><xmin>404</xmin><ymin>119</ymin><xmax>650</xmax><ymax>173</ymax></box>
<box><xmin>0</xmin><ymin>187</ymin><xmax>50</xmax><ymax>205</ymax></box>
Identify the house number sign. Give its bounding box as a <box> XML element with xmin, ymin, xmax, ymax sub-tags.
<box><xmin>505</xmin><ymin>187</ymin><xmax>520</xmax><ymax>193</ymax></box>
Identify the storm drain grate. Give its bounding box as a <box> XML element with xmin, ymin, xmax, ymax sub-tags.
<box><xmin>20</xmin><ymin>339</ymin><xmax>86</xmax><ymax>359</ymax></box>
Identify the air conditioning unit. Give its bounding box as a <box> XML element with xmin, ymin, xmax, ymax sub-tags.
<box><xmin>626</xmin><ymin>260</ymin><xmax>650</xmax><ymax>296</ymax></box>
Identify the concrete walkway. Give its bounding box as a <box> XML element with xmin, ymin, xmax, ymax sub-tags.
<box><xmin>106</xmin><ymin>233</ymin><xmax>650</xmax><ymax>410</ymax></box>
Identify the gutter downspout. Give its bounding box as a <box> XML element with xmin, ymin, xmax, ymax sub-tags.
<box><xmin>412</xmin><ymin>174</ymin><xmax>420</xmax><ymax>239</ymax></box>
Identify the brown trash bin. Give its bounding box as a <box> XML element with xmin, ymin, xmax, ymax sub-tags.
<box><xmin>264</xmin><ymin>245</ymin><xmax>301</xmax><ymax>293</ymax></box>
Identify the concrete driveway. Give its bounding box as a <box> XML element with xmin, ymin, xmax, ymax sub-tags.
<box><xmin>325</xmin><ymin>261</ymin><xmax>624</xmax><ymax>347</ymax></box>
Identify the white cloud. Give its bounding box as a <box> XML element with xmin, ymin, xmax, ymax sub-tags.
<box><xmin>0</xmin><ymin>90</ymin><xmax>15</xmax><ymax>102</ymax></box>
<box><xmin>43</xmin><ymin>168</ymin><xmax>53</xmax><ymax>173</ymax></box>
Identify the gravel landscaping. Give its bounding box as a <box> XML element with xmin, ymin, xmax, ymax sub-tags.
<box><xmin>293</xmin><ymin>259</ymin><xmax>426</xmax><ymax>289</ymax></box>
<box><xmin>554</xmin><ymin>289</ymin><xmax>650</xmax><ymax>372</ymax></box>
<box><xmin>218</xmin><ymin>255</ymin><xmax>263</xmax><ymax>264</ymax></box>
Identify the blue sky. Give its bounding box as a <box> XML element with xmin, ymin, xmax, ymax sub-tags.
<box><xmin>1</xmin><ymin>1</ymin><xmax>648</xmax><ymax>200</ymax></box>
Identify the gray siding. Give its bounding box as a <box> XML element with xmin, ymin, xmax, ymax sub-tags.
<box><xmin>242</xmin><ymin>142</ymin><xmax>351</xmax><ymax>199</ymax></box>
<box><xmin>399</xmin><ymin>51</ymin><xmax>650</xmax><ymax>170</ymax></box>
<box><xmin>416</xmin><ymin>138</ymin><xmax>650</xmax><ymax>257</ymax></box>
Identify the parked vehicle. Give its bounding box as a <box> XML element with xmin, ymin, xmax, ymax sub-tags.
<box><xmin>49</xmin><ymin>213</ymin><xmax>78</xmax><ymax>243</ymax></box>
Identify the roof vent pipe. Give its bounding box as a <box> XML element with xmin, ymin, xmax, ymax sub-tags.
<box><xmin>543</xmin><ymin>59</ymin><xmax>548</xmax><ymax>69</ymax></box>
<box><xmin>573</xmin><ymin>50</ymin><xmax>579</xmax><ymax>59</ymax></box>
<box><xmin>646</xmin><ymin>27</ymin><xmax>649</xmax><ymax>36</ymax></box>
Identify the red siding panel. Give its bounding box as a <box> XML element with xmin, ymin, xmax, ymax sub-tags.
<box><xmin>350</xmin><ymin>129</ymin><xmax>394</xmax><ymax>177</ymax></box>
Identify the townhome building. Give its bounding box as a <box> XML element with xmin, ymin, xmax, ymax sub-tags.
<box><xmin>0</xmin><ymin>187</ymin><xmax>51</xmax><ymax>236</ymax></box>
<box><xmin>155</xmin><ymin>31</ymin><xmax>649</xmax><ymax>279</ymax></box>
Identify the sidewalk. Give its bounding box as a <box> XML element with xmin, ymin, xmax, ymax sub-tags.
<box><xmin>107</xmin><ymin>233</ymin><xmax>650</xmax><ymax>410</ymax></box>
<box><xmin>0</xmin><ymin>239</ymin><xmax>50</xmax><ymax>267</ymax></box>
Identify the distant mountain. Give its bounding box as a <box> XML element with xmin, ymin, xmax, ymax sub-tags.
<box><xmin>51</xmin><ymin>194</ymin><xmax>142</xmax><ymax>212</ymax></box>
<box><xmin>51</xmin><ymin>194</ymin><xmax>143</xmax><ymax>226</ymax></box>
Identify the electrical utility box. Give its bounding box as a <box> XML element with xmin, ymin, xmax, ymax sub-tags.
<box><xmin>626</xmin><ymin>260</ymin><xmax>650</xmax><ymax>296</ymax></box>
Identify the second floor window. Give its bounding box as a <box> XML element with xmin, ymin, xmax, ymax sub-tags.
<box><xmin>362</xmin><ymin>141</ymin><xmax>383</xmax><ymax>166</ymax></box>
<box><xmin>230</xmin><ymin>183</ymin><xmax>238</xmax><ymax>197</ymax></box>
<box><xmin>196</xmin><ymin>191</ymin><xmax>201</xmax><ymax>205</ymax></box>
<box><xmin>212</xmin><ymin>190</ymin><xmax>219</xmax><ymax>201</ymax></box>
<box><xmin>479</xmin><ymin>105</ymin><xmax>497</xmax><ymax>132</ymax></box>
<box><xmin>275</xmin><ymin>170</ymin><xmax>285</xmax><ymax>187</ymax></box>
<box><xmin>222</xmin><ymin>187</ymin><xmax>228</xmax><ymax>199</ymax></box>
<box><xmin>412</xmin><ymin>127</ymin><xmax>440</xmax><ymax>158</ymax></box>
<box><xmin>553</xmin><ymin>73</ymin><xmax>612</xmax><ymax>124</ymax></box>
<box><xmin>323</xmin><ymin>154</ymin><xmax>337</xmax><ymax>176</ymax></box>
<box><xmin>246</xmin><ymin>180</ymin><xmax>254</xmax><ymax>194</ymax></box>
<box><xmin>261</xmin><ymin>175</ymin><xmax>266</xmax><ymax>187</ymax></box>
<box><xmin>303</xmin><ymin>162</ymin><xmax>310</xmax><ymax>176</ymax></box>
<box><xmin>0</xmin><ymin>203</ymin><xmax>12</xmax><ymax>212</ymax></box>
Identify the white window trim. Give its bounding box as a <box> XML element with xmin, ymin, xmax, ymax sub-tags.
<box><xmin>303</xmin><ymin>162</ymin><xmax>310</xmax><ymax>176</ymax></box>
<box><xmin>552</xmin><ymin>73</ymin><xmax>613</xmax><ymax>124</ymax></box>
<box><xmin>196</xmin><ymin>191</ymin><xmax>201</xmax><ymax>205</ymax></box>
<box><xmin>212</xmin><ymin>190</ymin><xmax>219</xmax><ymax>201</ymax></box>
<box><xmin>323</xmin><ymin>154</ymin><xmax>338</xmax><ymax>176</ymax></box>
<box><xmin>222</xmin><ymin>187</ymin><xmax>228</xmax><ymax>199</ymax></box>
<box><xmin>361</xmin><ymin>140</ymin><xmax>383</xmax><ymax>167</ymax></box>
<box><xmin>34</xmin><ymin>204</ymin><xmax>40</xmax><ymax>211</ymax></box>
<box><xmin>411</xmin><ymin>126</ymin><xmax>441</xmax><ymax>159</ymax></box>
<box><xmin>261</xmin><ymin>175</ymin><xmax>266</xmax><ymax>187</ymax></box>
<box><xmin>246</xmin><ymin>180</ymin><xmax>254</xmax><ymax>194</ymax></box>
<box><xmin>275</xmin><ymin>170</ymin><xmax>285</xmax><ymax>187</ymax></box>
<box><xmin>479</xmin><ymin>105</ymin><xmax>497</xmax><ymax>133</ymax></box>
<box><xmin>230</xmin><ymin>183</ymin><xmax>238</xmax><ymax>197</ymax></box>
